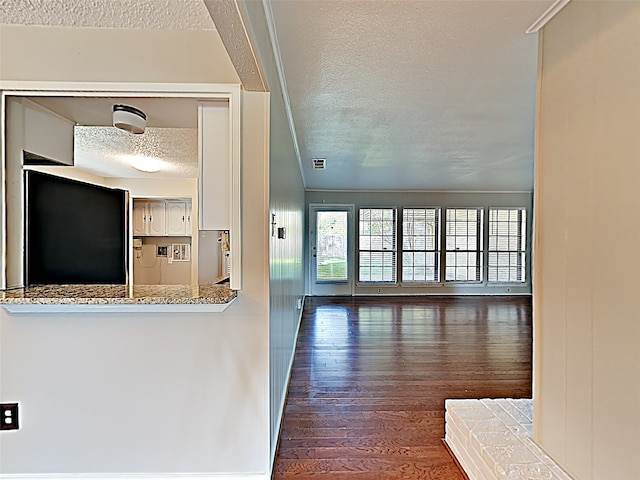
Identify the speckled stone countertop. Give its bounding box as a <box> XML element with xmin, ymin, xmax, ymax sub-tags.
<box><xmin>0</xmin><ymin>284</ymin><xmax>237</xmax><ymax>306</ymax></box>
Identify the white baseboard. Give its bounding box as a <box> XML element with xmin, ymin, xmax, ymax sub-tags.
<box><xmin>0</xmin><ymin>474</ymin><xmax>269</xmax><ymax>480</ymax></box>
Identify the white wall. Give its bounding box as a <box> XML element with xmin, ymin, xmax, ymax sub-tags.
<box><xmin>198</xmin><ymin>230</ymin><xmax>224</xmax><ymax>284</ymax></box>
<box><xmin>5</xmin><ymin>99</ymin><xmax>31</xmax><ymax>288</ymax></box>
<box><xmin>238</xmin><ymin>1</ymin><xmax>306</xmax><ymax>463</ymax></box>
<box><xmin>0</xmin><ymin>308</ymin><xmax>268</xmax><ymax>475</ymax></box>
<box><xmin>533</xmin><ymin>2</ymin><xmax>640</xmax><ymax>479</ymax></box>
<box><xmin>0</xmin><ymin>25</ymin><xmax>240</xmax><ymax>84</ymax></box>
<box><xmin>108</xmin><ymin>177</ymin><xmax>197</xmax><ymax>198</ymax></box>
<box><xmin>266</xmin><ymin>83</ymin><xmax>305</xmax><ymax>464</ymax></box>
<box><xmin>132</xmin><ymin>236</ymin><xmax>192</xmax><ymax>285</ymax></box>
<box><xmin>0</xmin><ymin>24</ymin><xmax>272</xmax><ymax>478</ymax></box>
<box><xmin>235</xmin><ymin>1</ymin><xmax>305</xmax><ymax>460</ymax></box>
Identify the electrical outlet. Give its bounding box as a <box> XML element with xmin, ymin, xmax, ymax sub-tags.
<box><xmin>1</xmin><ymin>403</ymin><xmax>19</xmax><ymax>430</ymax></box>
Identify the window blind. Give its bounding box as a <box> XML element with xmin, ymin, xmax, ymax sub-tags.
<box><xmin>358</xmin><ymin>208</ymin><xmax>397</xmax><ymax>282</ymax></box>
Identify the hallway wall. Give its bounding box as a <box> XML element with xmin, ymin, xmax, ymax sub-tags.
<box><xmin>238</xmin><ymin>1</ymin><xmax>306</xmax><ymax>463</ymax></box>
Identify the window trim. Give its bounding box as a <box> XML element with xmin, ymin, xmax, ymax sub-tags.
<box><xmin>352</xmin><ymin>204</ymin><xmax>530</xmax><ymax>288</ymax></box>
<box><xmin>486</xmin><ymin>206</ymin><xmax>528</xmax><ymax>284</ymax></box>
<box><xmin>400</xmin><ymin>207</ymin><xmax>442</xmax><ymax>283</ymax></box>
<box><xmin>444</xmin><ymin>207</ymin><xmax>484</xmax><ymax>283</ymax></box>
<box><xmin>357</xmin><ymin>207</ymin><xmax>398</xmax><ymax>283</ymax></box>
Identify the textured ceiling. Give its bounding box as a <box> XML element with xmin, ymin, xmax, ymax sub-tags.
<box><xmin>74</xmin><ymin>127</ymin><xmax>198</xmax><ymax>179</ymax></box>
<box><xmin>2</xmin><ymin>0</ymin><xmax>553</xmax><ymax>191</ymax></box>
<box><xmin>0</xmin><ymin>0</ymin><xmax>214</xmax><ymax>29</ymax></box>
<box><xmin>269</xmin><ymin>0</ymin><xmax>552</xmax><ymax>191</ymax></box>
<box><xmin>203</xmin><ymin>0</ymin><xmax>266</xmax><ymax>91</ymax></box>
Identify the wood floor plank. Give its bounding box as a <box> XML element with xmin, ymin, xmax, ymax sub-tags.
<box><xmin>272</xmin><ymin>295</ymin><xmax>532</xmax><ymax>479</ymax></box>
<box><xmin>277</xmin><ymin>445</ymin><xmax>456</xmax><ymax>460</ymax></box>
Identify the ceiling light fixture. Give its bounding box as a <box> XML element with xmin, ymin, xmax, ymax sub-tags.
<box><xmin>113</xmin><ymin>104</ymin><xmax>147</xmax><ymax>134</ymax></box>
<box><xmin>129</xmin><ymin>156</ymin><xmax>164</xmax><ymax>173</ymax></box>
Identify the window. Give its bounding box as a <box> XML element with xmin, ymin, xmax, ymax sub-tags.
<box><xmin>402</xmin><ymin>208</ymin><xmax>440</xmax><ymax>282</ymax></box>
<box><xmin>488</xmin><ymin>208</ymin><xmax>526</xmax><ymax>283</ymax></box>
<box><xmin>353</xmin><ymin>205</ymin><xmax>528</xmax><ymax>287</ymax></box>
<box><xmin>445</xmin><ymin>208</ymin><xmax>483</xmax><ymax>282</ymax></box>
<box><xmin>358</xmin><ymin>208</ymin><xmax>396</xmax><ymax>282</ymax></box>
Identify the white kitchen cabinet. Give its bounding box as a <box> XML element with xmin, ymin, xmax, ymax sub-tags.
<box><xmin>132</xmin><ymin>202</ymin><xmax>147</xmax><ymax>236</ymax></box>
<box><xmin>133</xmin><ymin>200</ymin><xmax>191</xmax><ymax>237</ymax></box>
<box><xmin>147</xmin><ymin>202</ymin><xmax>166</xmax><ymax>236</ymax></box>
<box><xmin>166</xmin><ymin>201</ymin><xmax>192</xmax><ymax>236</ymax></box>
<box><xmin>185</xmin><ymin>207</ymin><xmax>192</xmax><ymax>235</ymax></box>
<box><xmin>198</xmin><ymin>102</ymin><xmax>230</xmax><ymax>230</ymax></box>
<box><xmin>133</xmin><ymin>200</ymin><xmax>167</xmax><ymax>236</ymax></box>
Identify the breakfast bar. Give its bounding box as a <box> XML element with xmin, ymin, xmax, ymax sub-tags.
<box><xmin>0</xmin><ymin>283</ymin><xmax>237</xmax><ymax>313</ymax></box>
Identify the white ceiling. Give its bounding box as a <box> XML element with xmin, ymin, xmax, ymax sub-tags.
<box><xmin>0</xmin><ymin>0</ymin><xmax>214</xmax><ymax>29</ymax></box>
<box><xmin>74</xmin><ymin>126</ymin><xmax>198</xmax><ymax>179</ymax></box>
<box><xmin>268</xmin><ymin>0</ymin><xmax>551</xmax><ymax>191</ymax></box>
<box><xmin>1</xmin><ymin>0</ymin><xmax>554</xmax><ymax>190</ymax></box>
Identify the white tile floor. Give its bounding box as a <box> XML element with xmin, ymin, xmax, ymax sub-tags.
<box><xmin>444</xmin><ymin>399</ymin><xmax>573</xmax><ymax>480</ymax></box>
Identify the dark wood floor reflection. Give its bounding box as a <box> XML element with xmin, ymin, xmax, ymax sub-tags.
<box><xmin>272</xmin><ymin>296</ymin><xmax>532</xmax><ymax>479</ymax></box>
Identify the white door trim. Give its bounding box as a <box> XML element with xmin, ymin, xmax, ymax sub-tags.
<box><xmin>308</xmin><ymin>203</ymin><xmax>355</xmax><ymax>296</ymax></box>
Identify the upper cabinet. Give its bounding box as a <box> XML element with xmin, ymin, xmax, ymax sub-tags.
<box><xmin>166</xmin><ymin>201</ymin><xmax>191</xmax><ymax>236</ymax></box>
<box><xmin>198</xmin><ymin>102</ymin><xmax>230</xmax><ymax>231</ymax></box>
<box><xmin>132</xmin><ymin>201</ymin><xmax>147</xmax><ymax>236</ymax></box>
<box><xmin>133</xmin><ymin>199</ymin><xmax>191</xmax><ymax>237</ymax></box>
<box><xmin>147</xmin><ymin>201</ymin><xmax>167</xmax><ymax>236</ymax></box>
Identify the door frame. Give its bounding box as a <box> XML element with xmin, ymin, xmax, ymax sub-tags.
<box><xmin>308</xmin><ymin>203</ymin><xmax>355</xmax><ymax>296</ymax></box>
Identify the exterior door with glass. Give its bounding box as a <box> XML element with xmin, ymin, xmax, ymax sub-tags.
<box><xmin>309</xmin><ymin>205</ymin><xmax>354</xmax><ymax>295</ymax></box>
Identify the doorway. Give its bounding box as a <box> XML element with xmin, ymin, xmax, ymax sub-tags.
<box><xmin>0</xmin><ymin>82</ymin><xmax>240</xmax><ymax>289</ymax></box>
<box><xmin>309</xmin><ymin>204</ymin><xmax>355</xmax><ymax>296</ymax></box>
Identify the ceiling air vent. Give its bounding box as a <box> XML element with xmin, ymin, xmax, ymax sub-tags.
<box><xmin>312</xmin><ymin>158</ymin><xmax>326</xmax><ymax>169</ymax></box>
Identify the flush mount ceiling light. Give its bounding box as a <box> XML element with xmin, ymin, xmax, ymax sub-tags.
<box><xmin>113</xmin><ymin>104</ymin><xmax>147</xmax><ymax>134</ymax></box>
<box><xmin>127</xmin><ymin>155</ymin><xmax>164</xmax><ymax>173</ymax></box>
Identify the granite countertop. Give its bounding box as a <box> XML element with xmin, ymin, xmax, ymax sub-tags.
<box><xmin>0</xmin><ymin>284</ymin><xmax>237</xmax><ymax>306</ymax></box>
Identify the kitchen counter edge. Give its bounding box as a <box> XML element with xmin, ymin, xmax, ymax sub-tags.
<box><xmin>0</xmin><ymin>284</ymin><xmax>237</xmax><ymax>314</ymax></box>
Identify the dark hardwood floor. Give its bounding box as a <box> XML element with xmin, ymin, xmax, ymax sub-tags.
<box><xmin>272</xmin><ymin>296</ymin><xmax>532</xmax><ymax>479</ymax></box>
